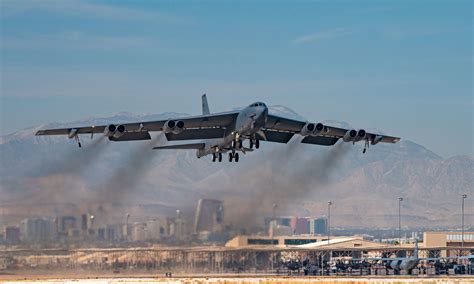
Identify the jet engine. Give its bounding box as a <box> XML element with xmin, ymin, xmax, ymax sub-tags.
<box><xmin>104</xmin><ymin>124</ymin><xmax>117</xmax><ymax>137</ymax></box>
<box><xmin>300</xmin><ymin>123</ymin><xmax>316</xmax><ymax>136</ymax></box>
<box><xmin>113</xmin><ymin>124</ymin><xmax>125</xmax><ymax>138</ymax></box>
<box><xmin>163</xmin><ymin>120</ymin><xmax>185</xmax><ymax>134</ymax></box>
<box><xmin>354</xmin><ymin>129</ymin><xmax>366</xmax><ymax>142</ymax></box>
<box><xmin>173</xmin><ymin>120</ymin><xmax>185</xmax><ymax>134</ymax></box>
<box><xmin>343</xmin><ymin>129</ymin><xmax>357</xmax><ymax>142</ymax></box>
<box><xmin>301</xmin><ymin>122</ymin><xmax>325</xmax><ymax>136</ymax></box>
<box><xmin>313</xmin><ymin>122</ymin><xmax>325</xmax><ymax>135</ymax></box>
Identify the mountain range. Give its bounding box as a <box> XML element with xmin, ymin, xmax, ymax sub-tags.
<box><xmin>0</xmin><ymin>106</ymin><xmax>472</xmax><ymax>230</ymax></box>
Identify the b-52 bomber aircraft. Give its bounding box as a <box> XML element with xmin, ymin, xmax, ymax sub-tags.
<box><xmin>36</xmin><ymin>95</ymin><xmax>400</xmax><ymax>162</ymax></box>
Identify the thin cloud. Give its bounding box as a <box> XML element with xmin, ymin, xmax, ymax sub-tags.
<box><xmin>293</xmin><ymin>28</ymin><xmax>354</xmax><ymax>44</ymax></box>
<box><xmin>1</xmin><ymin>0</ymin><xmax>185</xmax><ymax>24</ymax></box>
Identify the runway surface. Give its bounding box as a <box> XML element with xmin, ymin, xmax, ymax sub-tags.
<box><xmin>1</xmin><ymin>274</ymin><xmax>473</xmax><ymax>284</ymax></box>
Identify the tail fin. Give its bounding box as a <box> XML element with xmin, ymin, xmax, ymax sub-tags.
<box><xmin>202</xmin><ymin>94</ymin><xmax>210</xmax><ymax>115</ymax></box>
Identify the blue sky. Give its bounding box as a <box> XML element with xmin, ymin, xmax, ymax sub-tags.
<box><xmin>1</xmin><ymin>0</ymin><xmax>472</xmax><ymax>157</ymax></box>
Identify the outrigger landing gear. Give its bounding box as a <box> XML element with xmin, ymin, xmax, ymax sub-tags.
<box><xmin>75</xmin><ymin>135</ymin><xmax>82</xmax><ymax>148</ymax></box>
<box><xmin>363</xmin><ymin>140</ymin><xmax>369</xmax><ymax>154</ymax></box>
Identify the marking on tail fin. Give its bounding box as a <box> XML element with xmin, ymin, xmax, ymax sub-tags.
<box><xmin>202</xmin><ymin>94</ymin><xmax>210</xmax><ymax>115</ymax></box>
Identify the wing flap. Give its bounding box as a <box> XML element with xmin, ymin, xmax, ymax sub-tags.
<box><xmin>258</xmin><ymin>130</ymin><xmax>295</xmax><ymax>143</ymax></box>
<box><xmin>153</xmin><ymin>143</ymin><xmax>205</xmax><ymax>150</ymax></box>
<box><xmin>301</xmin><ymin>136</ymin><xmax>340</xmax><ymax>146</ymax></box>
<box><xmin>108</xmin><ymin>131</ymin><xmax>151</xmax><ymax>141</ymax></box>
<box><xmin>165</xmin><ymin>128</ymin><xmax>225</xmax><ymax>141</ymax></box>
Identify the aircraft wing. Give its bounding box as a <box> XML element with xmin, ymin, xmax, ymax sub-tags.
<box><xmin>35</xmin><ymin>111</ymin><xmax>239</xmax><ymax>138</ymax></box>
<box><xmin>265</xmin><ymin>114</ymin><xmax>400</xmax><ymax>145</ymax></box>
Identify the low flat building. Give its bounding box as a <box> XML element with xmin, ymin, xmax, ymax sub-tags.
<box><xmin>226</xmin><ymin>234</ymin><xmax>364</xmax><ymax>248</ymax></box>
<box><xmin>422</xmin><ymin>231</ymin><xmax>474</xmax><ymax>257</ymax></box>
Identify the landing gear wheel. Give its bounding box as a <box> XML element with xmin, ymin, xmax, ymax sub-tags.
<box><xmin>228</xmin><ymin>153</ymin><xmax>233</xmax><ymax>162</ymax></box>
<box><xmin>218</xmin><ymin>153</ymin><xmax>222</xmax><ymax>162</ymax></box>
<box><xmin>255</xmin><ymin>139</ymin><xmax>260</xmax><ymax>149</ymax></box>
<box><xmin>249</xmin><ymin>140</ymin><xmax>254</xmax><ymax>149</ymax></box>
<box><xmin>78</xmin><ymin>142</ymin><xmax>82</xmax><ymax>148</ymax></box>
<box><xmin>234</xmin><ymin>152</ymin><xmax>239</xmax><ymax>162</ymax></box>
<box><xmin>212</xmin><ymin>154</ymin><xmax>216</xmax><ymax>162</ymax></box>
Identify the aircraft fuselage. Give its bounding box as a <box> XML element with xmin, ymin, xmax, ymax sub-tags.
<box><xmin>196</xmin><ymin>102</ymin><xmax>268</xmax><ymax>159</ymax></box>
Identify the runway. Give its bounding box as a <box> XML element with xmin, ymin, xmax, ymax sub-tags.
<box><xmin>1</xmin><ymin>274</ymin><xmax>473</xmax><ymax>284</ymax></box>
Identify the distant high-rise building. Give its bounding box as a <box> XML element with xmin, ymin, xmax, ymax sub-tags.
<box><xmin>4</xmin><ymin>226</ymin><xmax>20</xmax><ymax>244</ymax></box>
<box><xmin>81</xmin><ymin>214</ymin><xmax>88</xmax><ymax>231</ymax></box>
<box><xmin>20</xmin><ymin>218</ymin><xmax>55</xmax><ymax>242</ymax></box>
<box><xmin>310</xmin><ymin>217</ymin><xmax>327</xmax><ymax>235</ymax></box>
<box><xmin>193</xmin><ymin>199</ymin><xmax>224</xmax><ymax>233</ymax></box>
<box><xmin>59</xmin><ymin>216</ymin><xmax>76</xmax><ymax>233</ymax></box>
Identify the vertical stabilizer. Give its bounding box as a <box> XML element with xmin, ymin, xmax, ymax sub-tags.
<box><xmin>202</xmin><ymin>94</ymin><xmax>210</xmax><ymax>115</ymax></box>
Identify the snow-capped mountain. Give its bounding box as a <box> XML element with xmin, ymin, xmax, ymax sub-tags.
<box><xmin>0</xmin><ymin>106</ymin><xmax>472</xmax><ymax>229</ymax></box>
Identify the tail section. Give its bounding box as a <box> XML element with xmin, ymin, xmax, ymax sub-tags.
<box><xmin>202</xmin><ymin>94</ymin><xmax>210</xmax><ymax>115</ymax></box>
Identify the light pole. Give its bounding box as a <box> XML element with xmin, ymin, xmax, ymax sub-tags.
<box><xmin>462</xmin><ymin>194</ymin><xmax>467</xmax><ymax>251</ymax></box>
<box><xmin>398</xmin><ymin>197</ymin><xmax>403</xmax><ymax>245</ymax></box>
<box><xmin>327</xmin><ymin>201</ymin><xmax>332</xmax><ymax>245</ymax></box>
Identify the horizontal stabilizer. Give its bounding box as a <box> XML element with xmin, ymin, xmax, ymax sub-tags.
<box><xmin>153</xmin><ymin>143</ymin><xmax>205</xmax><ymax>150</ymax></box>
<box><xmin>301</xmin><ymin>136</ymin><xmax>339</xmax><ymax>146</ymax></box>
<box><xmin>109</xmin><ymin>131</ymin><xmax>151</xmax><ymax>141</ymax></box>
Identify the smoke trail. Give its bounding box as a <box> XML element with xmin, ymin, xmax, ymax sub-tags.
<box><xmin>26</xmin><ymin>136</ymin><xmax>108</xmax><ymax>178</ymax></box>
<box><xmin>96</xmin><ymin>134</ymin><xmax>164</xmax><ymax>204</ymax></box>
<box><xmin>213</xmin><ymin>139</ymin><xmax>350</xmax><ymax>231</ymax></box>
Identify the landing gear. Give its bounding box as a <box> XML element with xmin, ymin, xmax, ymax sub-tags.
<box><xmin>363</xmin><ymin>140</ymin><xmax>369</xmax><ymax>154</ymax></box>
<box><xmin>212</xmin><ymin>153</ymin><xmax>223</xmax><ymax>162</ymax></box>
<box><xmin>74</xmin><ymin>135</ymin><xmax>82</xmax><ymax>148</ymax></box>
<box><xmin>249</xmin><ymin>139</ymin><xmax>260</xmax><ymax>149</ymax></box>
<box><xmin>228</xmin><ymin>152</ymin><xmax>240</xmax><ymax>162</ymax></box>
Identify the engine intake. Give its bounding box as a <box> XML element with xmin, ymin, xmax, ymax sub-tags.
<box><xmin>104</xmin><ymin>124</ymin><xmax>117</xmax><ymax>137</ymax></box>
<box><xmin>354</xmin><ymin>129</ymin><xmax>366</xmax><ymax>141</ymax></box>
<box><xmin>113</xmin><ymin>125</ymin><xmax>125</xmax><ymax>138</ymax></box>
<box><xmin>163</xmin><ymin>120</ymin><xmax>185</xmax><ymax>134</ymax></box>
<box><xmin>343</xmin><ymin>129</ymin><xmax>358</xmax><ymax>142</ymax></box>
<box><xmin>300</xmin><ymin>123</ymin><xmax>316</xmax><ymax>136</ymax></box>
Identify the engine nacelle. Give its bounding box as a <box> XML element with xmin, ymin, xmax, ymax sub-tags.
<box><xmin>113</xmin><ymin>125</ymin><xmax>125</xmax><ymax>138</ymax></box>
<box><xmin>163</xmin><ymin>120</ymin><xmax>185</xmax><ymax>134</ymax></box>
<box><xmin>354</xmin><ymin>129</ymin><xmax>366</xmax><ymax>142</ymax></box>
<box><xmin>172</xmin><ymin>120</ymin><xmax>185</xmax><ymax>134</ymax></box>
<box><xmin>104</xmin><ymin>124</ymin><xmax>117</xmax><ymax>137</ymax></box>
<box><xmin>162</xmin><ymin>120</ymin><xmax>176</xmax><ymax>134</ymax></box>
<box><xmin>300</xmin><ymin>122</ymin><xmax>316</xmax><ymax>136</ymax></box>
<box><xmin>343</xmin><ymin>129</ymin><xmax>358</xmax><ymax>142</ymax></box>
<box><xmin>313</xmin><ymin>122</ymin><xmax>325</xmax><ymax>135</ymax></box>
